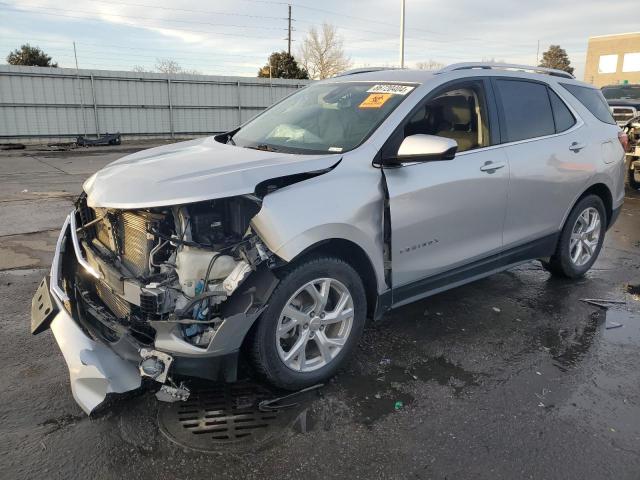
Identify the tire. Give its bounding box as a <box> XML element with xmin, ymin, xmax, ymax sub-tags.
<box><xmin>249</xmin><ymin>256</ymin><xmax>366</xmax><ymax>390</ymax></box>
<box><xmin>542</xmin><ymin>194</ymin><xmax>606</xmax><ymax>279</ymax></box>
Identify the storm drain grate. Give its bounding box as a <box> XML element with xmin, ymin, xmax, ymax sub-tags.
<box><xmin>158</xmin><ymin>381</ymin><xmax>286</xmax><ymax>451</ymax></box>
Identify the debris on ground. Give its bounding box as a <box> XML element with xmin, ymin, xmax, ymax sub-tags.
<box><xmin>46</xmin><ymin>142</ymin><xmax>77</xmax><ymax>151</ymax></box>
<box><xmin>76</xmin><ymin>132</ymin><xmax>121</xmax><ymax>147</ymax></box>
<box><xmin>258</xmin><ymin>383</ymin><xmax>323</xmax><ymax>412</ymax></box>
<box><xmin>394</xmin><ymin>401</ymin><xmax>404</xmax><ymax>411</ymax></box>
<box><xmin>605</xmin><ymin>321</ymin><xmax>623</xmax><ymax>330</ymax></box>
<box><xmin>581</xmin><ymin>298</ymin><xmax>626</xmax><ymax>308</ymax></box>
<box><xmin>492</xmin><ymin>307</ymin><xmax>501</xmax><ymax>313</ymax></box>
<box><xmin>626</xmin><ymin>284</ymin><xmax>640</xmax><ymax>296</ymax></box>
<box><xmin>0</xmin><ymin>143</ymin><xmax>25</xmax><ymax>150</ymax></box>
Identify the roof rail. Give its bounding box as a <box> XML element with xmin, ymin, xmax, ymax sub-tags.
<box><xmin>437</xmin><ymin>62</ymin><xmax>575</xmax><ymax>79</ymax></box>
<box><xmin>334</xmin><ymin>67</ymin><xmax>401</xmax><ymax>77</ymax></box>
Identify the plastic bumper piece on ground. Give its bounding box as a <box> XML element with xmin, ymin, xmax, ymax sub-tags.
<box><xmin>49</xmin><ymin>307</ymin><xmax>141</xmax><ymax>415</ymax></box>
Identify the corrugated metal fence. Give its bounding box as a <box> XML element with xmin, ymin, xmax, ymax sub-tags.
<box><xmin>0</xmin><ymin>65</ymin><xmax>310</xmax><ymax>143</ymax></box>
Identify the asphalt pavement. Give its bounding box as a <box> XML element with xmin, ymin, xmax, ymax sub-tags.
<box><xmin>1</xmin><ymin>144</ymin><xmax>640</xmax><ymax>479</ymax></box>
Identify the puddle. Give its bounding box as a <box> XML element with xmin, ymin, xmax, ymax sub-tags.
<box><xmin>537</xmin><ymin>312</ymin><xmax>600</xmax><ymax>371</ymax></box>
<box><xmin>335</xmin><ymin>357</ymin><xmax>481</xmax><ymax>426</ymax></box>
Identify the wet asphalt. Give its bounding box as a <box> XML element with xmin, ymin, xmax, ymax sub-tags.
<box><xmin>1</xmin><ymin>145</ymin><xmax>640</xmax><ymax>479</ymax></box>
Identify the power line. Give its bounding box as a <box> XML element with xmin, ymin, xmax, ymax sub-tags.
<box><xmin>63</xmin><ymin>0</ymin><xmax>286</xmax><ymax>21</ymax></box>
<box><xmin>0</xmin><ymin>3</ymin><xmax>288</xmax><ymax>34</ymax></box>
<box><xmin>0</xmin><ymin>36</ymin><xmax>269</xmax><ymax>59</ymax></box>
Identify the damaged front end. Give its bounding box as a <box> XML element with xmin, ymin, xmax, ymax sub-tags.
<box><xmin>32</xmin><ymin>193</ymin><xmax>279</xmax><ymax>414</ymax></box>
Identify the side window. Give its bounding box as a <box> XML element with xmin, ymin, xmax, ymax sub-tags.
<box><xmin>402</xmin><ymin>82</ymin><xmax>490</xmax><ymax>153</ymax></box>
<box><xmin>548</xmin><ymin>89</ymin><xmax>576</xmax><ymax>133</ymax></box>
<box><xmin>560</xmin><ymin>83</ymin><xmax>616</xmax><ymax>125</ymax></box>
<box><xmin>495</xmin><ymin>79</ymin><xmax>555</xmax><ymax>142</ymax></box>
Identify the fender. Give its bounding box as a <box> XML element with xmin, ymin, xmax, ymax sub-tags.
<box><xmin>250</xmin><ymin>157</ymin><xmax>388</xmax><ymax>294</ymax></box>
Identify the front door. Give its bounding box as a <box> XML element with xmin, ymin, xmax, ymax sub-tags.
<box><xmin>382</xmin><ymin>79</ymin><xmax>509</xmax><ymax>302</ymax></box>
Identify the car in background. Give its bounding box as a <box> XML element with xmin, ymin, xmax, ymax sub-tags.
<box><xmin>602</xmin><ymin>84</ymin><xmax>640</xmax><ymax>126</ymax></box>
<box><xmin>602</xmin><ymin>84</ymin><xmax>640</xmax><ymax>189</ymax></box>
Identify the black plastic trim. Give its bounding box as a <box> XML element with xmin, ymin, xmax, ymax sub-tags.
<box><xmin>373</xmin><ymin>232</ymin><xmax>559</xmax><ymax>318</ymax></box>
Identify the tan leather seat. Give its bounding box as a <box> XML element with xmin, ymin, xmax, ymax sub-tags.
<box><xmin>433</xmin><ymin>96</ymin><xmax>478</xmax><ymax>152</ymax></box>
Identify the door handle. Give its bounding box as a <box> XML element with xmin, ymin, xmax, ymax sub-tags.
<box><xmin>479</xmin><ymin>161</ymin><xmax>505</xmax><ymax>173</ymax></box>
<box><xmin>569</xmin><ymin>142</ymin><xmax>586</xmax><ymax>152</ymax></box>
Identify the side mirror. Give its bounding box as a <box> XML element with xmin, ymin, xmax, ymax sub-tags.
<box><xmin>385</xmin><ymin>134</ymin><xmax>458</xmax><ymax>165</ymax></box>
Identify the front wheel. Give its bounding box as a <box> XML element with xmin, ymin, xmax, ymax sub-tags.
<box><xmin>542</xmin><ymin>194</ymin><xmax>606</xmax><ymax>278</ymax></box>
<box><xmin>249</xmin><ymin>256</ymin><xmax>366</xmax><ymax>390</ymax></box>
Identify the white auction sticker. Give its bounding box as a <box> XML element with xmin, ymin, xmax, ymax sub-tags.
<box><xmin>366</xmin><ymin>84</ymin><xmax>415</xmax><ymax>95</ymax></box>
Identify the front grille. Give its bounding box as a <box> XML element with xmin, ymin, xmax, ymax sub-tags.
<box><xmin>612</xmin><ymin>106</ymin><xmax>637</xmax><ymax>124</ymax></box>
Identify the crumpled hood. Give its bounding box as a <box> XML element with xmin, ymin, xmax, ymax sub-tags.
<box><xmin>84</xmin><ymin>136</ymin><xmax>340</xmax><ymax>208</ymax></box>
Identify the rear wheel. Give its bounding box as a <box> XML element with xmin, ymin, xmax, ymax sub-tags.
<box><xmin>249</xmin><ymin>256</ymin><xmax>366</xmax><ymax>390</ymax></box>
<box><xmin>542</xmin><ymin>194</ymin><xmax>606</xmax><ymax>278</ymax></box>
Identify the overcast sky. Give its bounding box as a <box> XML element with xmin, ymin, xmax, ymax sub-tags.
<box><xmin>1</xmin><ymin>0</ymin><xmax>638</xmax><ymax>79</ymax></box>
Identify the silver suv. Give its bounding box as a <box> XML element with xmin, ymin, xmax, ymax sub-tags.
<box><xmin>31</xmin><ymin>63</ymin><xmax>626</xmax><ymax>413</ymax></box>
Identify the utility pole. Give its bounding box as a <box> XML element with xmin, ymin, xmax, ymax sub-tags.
<box><xmin>287</xmin><ymin>4</ymin><xmax>292</xmax><ymax>55</ymax></box>
<box><xmin>399</xmin><ymin>0</ymin><xmax>405</xmax><ymax>68</ymax></box>
<box><xmin>73</xmin><ymin>42</ymin><xmax>87</xmax><ymax>137</ymax></box>
<box><xmin>536</xmin><ymin>40</ymin><xmax>540</xmax><ymax>65</ymax></box>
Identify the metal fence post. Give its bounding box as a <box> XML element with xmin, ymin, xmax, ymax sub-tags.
<box><xmin>167</xmin><ymin>77</ymin><xmax>175</xmax><ymax>139</ymax></box>
<box><xmin>90</xmin><ymin>74</ymin><xmax>100</xmax><ymax>136</ymax></box>
<box><xmin>237</xmin><ymin>80</ymin><xmax>242</xmax><ymax>126</ymax></box>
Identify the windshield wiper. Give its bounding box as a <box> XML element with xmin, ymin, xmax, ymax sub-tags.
<box><xmin>246</xmin><ymin>143</ymin><xmax>279</xmax><ymax>152</ymax></box>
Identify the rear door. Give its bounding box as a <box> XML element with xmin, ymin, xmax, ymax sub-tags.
<box><xmin>382</xmin><ymin>78</ymin><xmax>509</xmax><ymax>297</ymax></box>
<box><xmin>493</xmin><ymin>78</ymin><xmax>592</xmax><ymax>248</ymax></box>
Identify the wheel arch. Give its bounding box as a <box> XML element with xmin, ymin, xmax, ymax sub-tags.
<box><xmin>575</xmin><ymin>183</ymin><xmax>613</xmax><ymax>227</ymax></box>
<box><xmin>559</xmin><ymin>182</ymin><xmax>613</xmax><ymax>233</ymax></box>
<box><xmin>282</xmin><ymin>238</ymin><xmax>380</xmax><ymax>319</ymax></box>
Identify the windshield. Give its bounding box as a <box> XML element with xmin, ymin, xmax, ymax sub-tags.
<box><xmin>232</xmin><ymin>82</ymin><xmax>416</xmax><ymax>154</ymax></box>
<box><xmin>602</xmin><ymin>85</ymin><xmax>640</xmax><ymax>101</ymax></box>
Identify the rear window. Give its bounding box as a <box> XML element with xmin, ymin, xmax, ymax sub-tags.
<box><xmin>495</xmin><ymin>80</ymin><xmax>555</xmax><ymax>142</ymax></box>
<box><xmin>548</xmin><ymin>90</ymin><xmax>576</xmax><ymax>133</ymax></box>
<box><xmin>560</xmin><ymin>83</ymin><xmax>616</xmax><ymax>125</ymax></box>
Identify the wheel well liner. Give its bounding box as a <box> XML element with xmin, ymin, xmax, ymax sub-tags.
<box><xmin>285</xmin><ymin>238</ymin><xmax>379</xmax><ymax>319</ymax></box>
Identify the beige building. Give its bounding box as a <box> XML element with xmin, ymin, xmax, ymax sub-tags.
<box><xmin>584</xmin><ymin>32</ymin><xmax>640</xmax><ymax>87</ymax></box>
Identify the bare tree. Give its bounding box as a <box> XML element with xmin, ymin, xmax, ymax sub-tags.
<box><xmin>481</xmin><ymin>57</ymin><xmax>505</xmax><ymax>64</ymax></box>
<box><xmin>299</xmin><ymin>23</ymin><xmax>352</xmax><ymax>79</ymax></box>
<box><xmin>132</xmin><ymin>62</ymin><xmax>200</xmax><ymax>75</ymax></box>
<box><xmin>415</xmin><ymin>59</ymin><xmax>444</xmax><ymax>71</ymax></box>
<box><xmin>155</xmin><ymin>58</ymin><xmax>182</xmax><ymax>74</ymax></box>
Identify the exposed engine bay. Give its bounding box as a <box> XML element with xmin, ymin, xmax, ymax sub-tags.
<box><xmin>65</xmin><ymin>193</ymin><xmax>280</xmax><ymax>399</ymax></box>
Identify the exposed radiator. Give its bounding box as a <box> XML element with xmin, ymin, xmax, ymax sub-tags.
<box><xmin>95</xmin><ymin>280</ymin><xmax>131</xmax><ymax>319</ymax></box>
<box><xmin>91</xmin><ymin>208</ymin><xmax>163</xmax><ymax>278</ymax></box>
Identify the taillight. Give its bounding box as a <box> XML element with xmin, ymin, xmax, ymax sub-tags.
<box><xmin>618</xmin><ymin>131</ymin><xmax>630</xmax><ymax>152</ymax></box>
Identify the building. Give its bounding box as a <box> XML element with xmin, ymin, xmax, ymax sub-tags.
<box><xmin>584</xmin><ymin>32</ymin><xmax>640</xmax><ymax>87</ymax></box>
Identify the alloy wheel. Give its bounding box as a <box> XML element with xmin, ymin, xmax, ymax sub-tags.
<box><xmin>276</xmin><ymin>278</ymin><xmax>354</xmax><ymax>373</ymax></box>
<box><xmin>570</xmin><ymin>207</ymin><xmax>601</xmax><ymax>267</ymax></box>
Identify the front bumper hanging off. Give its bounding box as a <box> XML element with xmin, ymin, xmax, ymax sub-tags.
<box><xmin>32</xmin><ymin>213</ymin><xmax>141</xmax><ymax>414</ymax></box>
